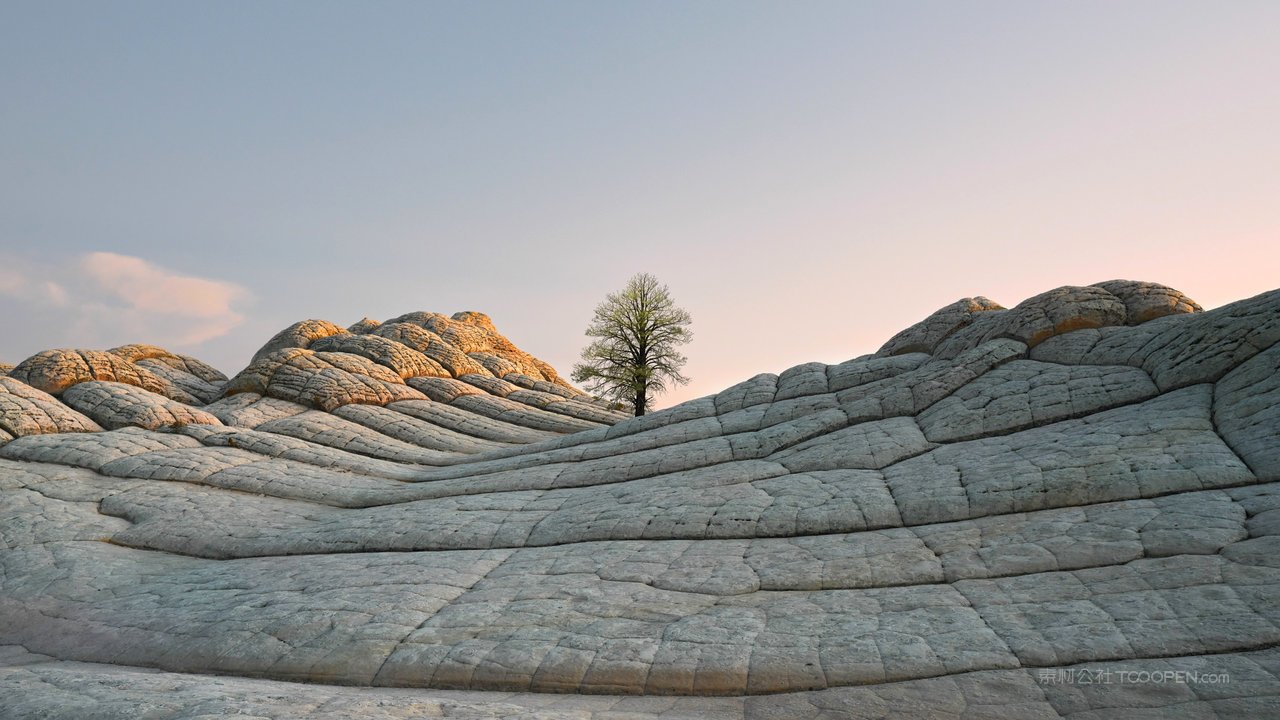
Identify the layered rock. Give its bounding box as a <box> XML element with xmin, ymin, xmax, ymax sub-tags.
<box><xmin>1</xmin><ymin>282</ymin><xmax>1278</xmax><ymax>719</ymax></box>
<box><xmin>0</xmin><ymin>311</ymin><xmax>628</xmax><ymax>456</ymax></box>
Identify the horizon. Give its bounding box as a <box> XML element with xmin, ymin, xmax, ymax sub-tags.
<box><xmin>3</xmin><ymin>1</ymin><xmax>1278</xmax><ymax>410</ymax></box>
<box><xmin>0</xmin><ymin>274</ymin><xmax>1271</xmax><ymax>410</ymax></box>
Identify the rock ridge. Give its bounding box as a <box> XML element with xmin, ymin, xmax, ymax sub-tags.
<box><xmin>1</xmin><ymin>281</ymin><xmax>1278</xmax><ymax>718</ymax></box>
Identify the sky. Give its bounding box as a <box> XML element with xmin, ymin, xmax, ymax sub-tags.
<box><xmin>1</xmin><ymin>1</ymin><xmax>1277</xmax><ymax>409</ymax></box>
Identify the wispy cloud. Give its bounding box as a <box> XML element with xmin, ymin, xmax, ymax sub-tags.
<box><xmin>0</xmin><ymin>251</ymin><xmax>252</xmax><ymax>351</ymax></box>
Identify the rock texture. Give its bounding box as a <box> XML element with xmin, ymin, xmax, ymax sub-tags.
<box><xmin>1</xmin><ymin>283</ymin><xmax>1279</xmax><ymax>719</ymax></box>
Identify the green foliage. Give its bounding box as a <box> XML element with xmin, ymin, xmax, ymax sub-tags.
<box><xmin>572</xmin><ymin>273</ymin><xmax>692</xmax><ymax>416</ymax></box>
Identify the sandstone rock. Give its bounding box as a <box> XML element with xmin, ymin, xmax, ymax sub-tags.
<box><xmin>131</xmin><ymin>358</ymin><xmax>223</xmax><ymax>404</ymax></box>
<box><xmin>1030</xmin><ymin>286</ymin><xmax>1280</xmax><ymax>391</ymax></box>
<box><xmin>0</xmin><ymin>283</ymin><xmax>1277</xmax><ymax>718</ymax></box>
<box><xmin>449</xmin><ymin>393</ymin><xmax>606</xmax><ymax>434</ymax></box>
<box><xmin>310</xmin><ymin>332</ymin><xmax>452</xmax><ymax>379</ymax></box>
<box><xmin>202</xmin><ymin>392</ymin><xmax>309</xmax><ymax>428</ymax></box>
<box><xmin>254</xmin><ymin>410</ymin><xmax>464</xmax><ymax>464</ymax></box>
<box><xmin>1214</xmin><ymin>341</ymin><xmax>1280</xmax><ymax>480</ymax></box>
<box><xmin>4</xmin><ymin>646</ymin><xmax>1278</xmax><ymax>719</ymax></box>
<box><xmin>8</xmin><ymin>348</ymin><xmax>192</xmax><ymax>401</ymax></box>
<box><xmin>1091</xmin><ymin>279</ymin><xmax>1203</xmax><ymax>324</ymax></box>
<box><xmin>333</xmin><ymin>403</ymin><xmax>508</xmax><ymax>454</ymax></box>
<box><xmin>881</xmin><ymin>282</ymin><xmax>1205</xmax><ymax>364</ymax></box>
<box><xmin>61</xmin><ymin>381</ymin><xmax>222</xmax><ymax>431</ymax></box>
<box><xmin>223</xmin><ymin>348</ymin><xmax>425</xmax><ymax>412</ymax></box>
<box><xmin>0</xmin><ymin>426</ymin><xmax>203</xmax><ymax>471</ymax></box>
<box><xmin>452</xmin><ymin>310</ymin><xmax>499</xmax><ymax>333</ymax></box>
<box><xmin>383</xmin><ymin>310</ymin><xmax>577</xmax><ymax>389</ymax></box>
<box><xmin>175</xmin><ymin>424</ymin><xmax>428</xmax><ymax>483</ymax></box>
<box><xmin>249</xmin><ymin>319</ymin><xmax>346</xmax><ymax>362</ymax></box>
<box><xmin>915</xmin><ymin>359</ymin><xmax>1157</xmax><ymax>442</ymax></box>
<box><xmin>0</xmin><ymin>377</ymin><xmax>102</xmax><ymax>439</ymax></box>
<box><xmin>106</xmin><ymin>343</ymin><xmax>227</xmax><ymax>383</ymax></box>
<box><xmin>347</xmin><ymin>316</ymin><xmax>381</xmax><ymax>334</ymax></box>
<box><xmin>372</xmin><ymin>322</ymin><xmax>493</xmax><ymax>377</ymax></box>
<box><xmin>934</xmin><ymin>285</ymin><xmax>1127</xmax><ymax>357</ymax></box>
<box><xmin>388</xmin><ymin>399</ymin><xmax>560</xmax><ymax>445</ymax></box>
<box><xmin>877</xmin><ymin>296</ymin><xmax>1005</xmax><ymax>356</ymax></box>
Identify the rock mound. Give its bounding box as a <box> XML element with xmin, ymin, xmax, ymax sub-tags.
<box><xmin>0</xmin><ymin>312</ymin><xmax>628</xmax><ymax>454</ymax></box>
<box><xmin>2</xmin><ymin>283</ymin><xmax>1278</xmax><ymax>719</ymax></box>
<box><xmin>878</xmin><ymin>280</ymin><xmax>1202</xmax><ymax>358</ymax></box>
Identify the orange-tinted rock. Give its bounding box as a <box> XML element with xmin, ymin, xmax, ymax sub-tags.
<box><xmin>309</xmin><ymin>333</ymin><xmax>450</xmax><ymax>379</ymax></box>
<box><xmin>9</xmin><ymin>349</ymin><xmax>178</xmax><ymax>398</ymax></box>
<box><xmin>347</xmin><ymin>317</ymin><xmax>382</xmax><ymax>334</ymax></box>
<box><xmin>1091</xmin><ymin>279</ymin><xmax>1203</xmax><ymax>325</ymax></box>
<box><xmin>892</xmin><ymin>281</ymin><xmax>1205</xmax><ymax>360</ymax></box>
<box><xmin>106</xmin><ymin>344</ymin><xmax>227</xmax><ymax>384</ymax></box>
<box><xmin>250</xmin><ymin>319</ymin><xmax>347</xmax><ymax>362</ymax></box>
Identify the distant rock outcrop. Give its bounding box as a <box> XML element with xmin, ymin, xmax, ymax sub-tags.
<box><xmin>0</xmin><ymin>311</ymin><xmax>626</xmax><ymax>454</ymax></box>
<box><xmin>1</xmin><ymin>285</ymin><xmax>1278</xmax><ymax>719</ymax></box>
<box><xmin>876</xmin><ymin>281</ymin><xmax>1203</xmax><ymax>358</ymax></box>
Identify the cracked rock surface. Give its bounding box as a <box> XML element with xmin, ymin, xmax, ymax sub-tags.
<box><xmin>2</xmin><ymin>284</ymin><xmax>1279</xmax><ymax>718</ymax></box>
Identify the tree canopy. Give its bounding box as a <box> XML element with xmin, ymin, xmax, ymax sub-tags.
<box><xmin>571</xmin><ymin>273</ymin><xmax>692</xmax><ymax>416</ymax></box>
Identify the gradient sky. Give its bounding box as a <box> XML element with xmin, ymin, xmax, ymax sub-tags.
<box><xmin>2</xmin><ymin>1</ymin><xmax>1277</xmax><ymax>409</ymax></box>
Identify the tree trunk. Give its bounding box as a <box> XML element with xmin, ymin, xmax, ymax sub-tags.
<box><xmin>634</xmin><ymin>388</ymin><xmax>646</xmax><ymax>417</ymax></box>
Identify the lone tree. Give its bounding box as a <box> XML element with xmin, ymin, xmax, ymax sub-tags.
<box><xmin>572</xmin><ymin>273</ymin><xmax>692</xmax><ymax>416</ymax></box>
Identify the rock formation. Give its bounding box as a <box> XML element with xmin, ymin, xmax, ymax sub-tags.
<box><xmin>1</xmin><ymin>285</ymin><xmax>1278</xmax><ymax>719</ymax></box>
